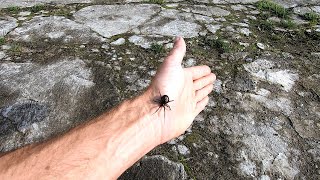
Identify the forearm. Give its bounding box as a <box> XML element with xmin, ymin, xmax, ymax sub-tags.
<box><xmin>0</xmin><ymin>90</ymin><xmax>159</xmax><ymax>179</ymax></box>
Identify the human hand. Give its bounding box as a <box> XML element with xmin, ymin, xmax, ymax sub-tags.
<box><xmin>146</xmin><ymin>37</ymin><xmax>216</xmax><ymax>144</ymax></box>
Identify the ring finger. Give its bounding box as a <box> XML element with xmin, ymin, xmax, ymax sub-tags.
<box><xmin>195</xmin><ymin>84</ymin><xmax>214</xmax><ymax>102</ymax></box>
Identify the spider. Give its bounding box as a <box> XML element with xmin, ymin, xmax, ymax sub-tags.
<box><xmin>153</xmin><ymin>92</ymin><xmax>174</xmax><ymax>120</ymax></box>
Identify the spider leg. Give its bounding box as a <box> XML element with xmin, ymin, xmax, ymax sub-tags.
<box><xmin>164</xmin><ymin>105</ymin><xmax>165</xmax><ymax>120</ymax></box>
<box><xmin>169</xmin><ymin>100</ymin><xmax>174</xmax><ymax>102</ymax></box>
<box><xmin>153</xmin><ymin>99</ymin><xmax>160</xmax><ymax>104</ymax></box>
<box><xmin>165</xmin><ymin>104</ymin><xmax>171</xmax><ymax>110</ymax></box>
<box><xmin>153</xmin><ymin>106</ymin><xmax>162</xmax><ymax>115</ymax></box>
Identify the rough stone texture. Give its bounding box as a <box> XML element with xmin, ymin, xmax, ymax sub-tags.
<box><xmin>119</xmin><ymin>155</ymin><xmax>187</xmax><ymax>180</ymax></box>
<box><xmin>0</xmin><ymin>58</ymin><xmax>118</xmax><ymax>151</ymax></box>
<box><xmin>0</xmin><ymin>0</ymin><xmax>92</xmax><ymax>8</ymax></box>
<box><xmin>0</xmin><ymin>16</ymin><xmax>18</xmax><ymax>37</ymax></box>
<box><xmin>188</xmin><ymin>5</ymin><xmax>231</xmax><ymax>17</ymax></box>
<box><xmin>74</xmin><ymin>4</ymin><xmax>161</xmax><ymax>38</ymax></box>
<box><xmin>138</xmin><ymin>9</ymin><xmax>202</xmax><ymax>38</ymax></box>
<box><xmin>0</xmin><ymin>1</ymin><xmax>320</xmax><ymax>180</ymax></box>
<box><xmin>10</xmin><ymin>16</ymin><xmax>104</xmax><ymax>44</ymax></box>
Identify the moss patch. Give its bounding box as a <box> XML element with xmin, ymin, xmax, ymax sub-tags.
<box><xmin>0</xmin><ymin>37</ymin><xmax>5</xmax><ymax>45</ymax></box>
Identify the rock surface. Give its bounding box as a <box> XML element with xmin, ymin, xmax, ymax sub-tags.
<box><xmin>0</xmin><ymin>0</ymin><xmax>319</xmax><ymax>179</ymax></box>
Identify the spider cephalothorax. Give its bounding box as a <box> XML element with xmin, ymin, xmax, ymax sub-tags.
<box><xmin>153</xmin><ymin>92</ymin><xmax>174</xmax><ymax>120</ymax></box>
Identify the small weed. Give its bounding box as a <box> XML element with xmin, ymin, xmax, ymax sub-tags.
<box><xmin>258</xmin><ymin>19</ymin><xmax>275</xmax><ymax>31</ymax></box>
<box><xmin>303</xmin><ymin>12</ymin><xmax>319</xmax><ymax>25</ymax></box>
<box><xmin>0</xmin><ymin>37</ymin><xmax>5</xmax><ymax>45</ymax></box>
<box><xmin>30</xmin><ymin>4</ymin><xmax>46</xmax><ymax>13</ymax></box>
<box><xmin>150</xmin><ymin>43</ymin><xmax>164</xmax><ymax>53</ymax></box>
<box><xmin>148</xmin><ymin>0</ymin><xmax>165</xmax><ymax>5</ymax></box>
<box><xmin>256</xmin><ymin>0</ymin><xmax>288</xmax><ymax>18</ymax></box>
<box><xmin>279</xmin><ymin>19</ymin><xmax>296</xmax><ymax>29</ymax></box>
<box><xmin>7</xmin><ymin>6</ymin><xmax>20</xmax><ymax>13</ymax></box>
<box><xmin>204</xmin><ymin>38</ymin><xmax>231</xmax><ymax>54</ymax></box>
<box><xmin>10</xmin><ymin>43</ymin><xmax>22</xmax><ymax>53</ymax></box>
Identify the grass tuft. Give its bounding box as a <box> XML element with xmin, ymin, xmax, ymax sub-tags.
<box><xmin>279</xmin><ymin>19</ymin><xmax>296</xmax><ymax>29</ymax></box>
<box><xmin>0</xmin><ymin>37</ymin><xmax>5</xmax><ymax>45</ymax></box>
<box><xmin>30</xmin><ymin>4</ymin><xmax>46</xmax><ymax>13</ymax></box>
<box><xmin>303</xmin><ymin>12</ymin><xmax>319</xmax><ymax>25</ymax></box>
<box><xmin>256</xmin><ymin>0</ymin><xmax>288</xmax><ymax>18</ymax></box>
<box><xmin>259</xmin><ymin>19</ymin><xmax>275</xmax><ymax>31</ymax></box>
<box><xmin>148</xmin><ymin>0</ymin><xmax>165</xmax><ymax>5</ymax></box>
<box><xmin>204</xmin><ymin>38</ymin><xmax>231</xmax><ymax>54</ymax></box>
<box><xmin>7</xmin><ymin>6</ymin><xmax>20</xmax><ymax>13</ymax></box>
<box><xmin>150</xmin><ymin>43</ymin><xmax>165</xmax><ymax>53</ymax></box>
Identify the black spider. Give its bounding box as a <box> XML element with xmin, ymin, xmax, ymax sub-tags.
<box><xmin>153</xmin><ymin>92</ymin><xmax>174</xmax><ymax>120</ymax></box>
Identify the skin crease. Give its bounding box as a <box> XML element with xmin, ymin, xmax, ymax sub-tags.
<box><xmin>0</xmin><ymin>37</ymin><xmax>216</xmax><ymax>179</ymax></box>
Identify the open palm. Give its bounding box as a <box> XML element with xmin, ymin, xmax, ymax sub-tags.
<box><xmin>148</xmin><ymin>37</ymin><xmax>216</xmax><ymax>144</ymax></box>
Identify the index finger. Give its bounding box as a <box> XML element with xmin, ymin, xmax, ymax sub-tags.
<box><xmin>185</xmin><ymin>65</ymin><xmax>211</xmax><ymax>80</ymax></box>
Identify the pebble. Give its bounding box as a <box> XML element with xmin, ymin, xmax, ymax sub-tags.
<box><xmin>239</xmin><ymin>28</ymin><xmax>251</xmax><ymax>36</ymax></box>
<box><xmin>0</xmin><ymin>51</ymin><xmax>6</xmax><ymax>59</ymax></box>
<box><xmin>177</xmin><ymin>144</ymin><xmax>190</xmax><ymax>155</ymax></box>
<box><xmin>257</xmin><ymin>43</ymin><xmax>265</xmax><ymax>50</ymax></box>
<box><xmin>111</xmin><ymin>38</ymin><xmax>126</xmax><ymax>45</ymax></box>
<box><xmin>18</xmin><ymin>11</ymin><xmax>31</xmax><ymax>16</ymax></box>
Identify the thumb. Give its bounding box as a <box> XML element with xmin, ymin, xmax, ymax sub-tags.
<box><xmin>164</xmin><ymin>37</ymin><xmax>186</xmax><ymax>66</ymax></box>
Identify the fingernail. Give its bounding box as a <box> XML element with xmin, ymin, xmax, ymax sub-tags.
<box><xmin>174</xmin><ymin>36</ymin><xmax>180</xmax><ymax>43</ymax></box>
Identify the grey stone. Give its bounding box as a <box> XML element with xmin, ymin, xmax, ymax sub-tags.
<box><xmin>120</xmin><ymin>155</ymin><xmax>187</xmax><ymax>180</ymax></box>
<box><xmin>0</xmin><ymin>58</ymin><xmax>118</xmax><ymax>152</ymax></box>
<box><xmin>111</xmin><ymin>38</ymin><xmax>126</xmax><ymax>46</ymax></box>
<box><xmin>231</xmin><ymin>4</ymin><xmax>247</xmax><ymax>11</ymax></box>
<box><xmin>0</xmin><ymin>51</ymin><xmax>5</xmax><ymax>60</ymax></box>
<box><xmin>243</xmin><ymin>59</ymin><xmax>299</xmax><ymax>92</ymax></box>
<box><xmin>206</xmin><ymin>24</ymin><xmax>221</xmax><ymax>34</ymax></box>
<box><xmin>232</xmin><ymin>22</ymin><xmax>249</xmax><ymax>27</ymax></box>
<box><xmin>0</xmin><ymin>0</ymin><xmax>92</xmax><ymax>8</ymax></box>
<box><xmin>138</xmin><ymin>9</ymin><xmax>201</xmax><ymax>38</ymax></box>
<box><xmin>18</xmin><ymin>11</ymin><xmax>31</xmax><ymax>16</ymax></box>
<box><xmin>128</xmin><ymin>35</ymin><xmax>151</xmax><ymax>49</ymax></box>
<box><xmin>74</xmin><ymin>5</ymin><xmax>161</xmax><ymax>38</ymax></box>
<box><xmin>189</xmin><ymin>5</ymin><xmax>231</xmax><ymax>17</ymax></box>
<box><xmin>257</xmin><ymin>43</ymin><xmax>265</xmax><ymax>50</ymax></box>
<box><xmin>239</xmin><ymin>28</ymin><xmax>251</xmax><ymax>36</ymax></box>
<box><xmin>177</xmin><ymin>144</ymin><xmax>190</xmax><ymax>155</ymax></box>
<box><xmin>194</xmin><ymin>14</ymin><xmax>216</xmax><ymax>24</ymax></box>
<box><xmin>10</xmin><ymin>16</ymin><xmax>104</xmax><ymax>44</ymax></box>
<box><xmin>0</xmin><ymin>16</ymin><xmax>18</xmax><ymax>37</ymax></box>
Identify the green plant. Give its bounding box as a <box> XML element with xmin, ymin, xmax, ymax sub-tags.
<box><xmin>30</xmin><ymin>4</ymin><xmax>46</xmax><ymax>13</ymax></box>
<box><xmin>256</xmin><ymin>0</ymin><xmax>288</xmax><ymax>18</ymax></box>
<box><xmin>10</xmin><ymin>43</ymin><xmax>22</xmax><ymax>53</ymax></box>
<box><xmin>280</xmin><ymin>19</ymin><xmax>296</xmax><ymax>29</ymax></box>
<box><xmin>150</xmin><ymin>43</ymin><xmax>164</xmax><ymax>53</ymax></box>
<box><xmin>204</xmin><ymin>38</ymin><xmax>231</xmax><ymax>54</ymax></box>
<box><xmin>7</xmin><ymin>6</ymin><xmax>20</xmax><ymax>13</ymax></box>
<box><xmin>148</xmin><ymin>0</ymin><xmax>165</xmax><ymax>5</ymax></box>
<box><xmin>259</xmin><ymin>19</ymin><xmax>275</xmax><ymax>31</ymax></box>
<box><xmin>0</xmin><ymin>37</ymin><xmax>5</xmax><ymax>45</ymax></box>
<box><xmin>303</xmin><ymin>12</ymin><xmax>319</xmax><ymax>25</ymax></box>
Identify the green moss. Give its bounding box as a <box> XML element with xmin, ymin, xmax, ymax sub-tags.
<box><xmin>185</xmin><ymin>133</ymin><xmax>202</xmax><ymax>144</ymax></box>
<box><xmin>303</xmin><ymin>12</ymin><xmax>319</xmax><ymax>25</ymax></box>
<box><xmin>148</xmin><ymin>0</ymin><xmax>166</xmax><ymax>5</ymax></box>
<box><xmin>7</xmin><ymin>6</ymin><xmax>20</xmax><ymax>13</ymax></box>
<box><xmin>179</xmin><ymin>156</ymin><xmax>196</xmax><ymax>180</ymax></box>
<box><xmin>256</xmin><ymin>0</ymin><xmax>288</xmax><ymax>18</ymax></box>
<box><xmin>150</xmin><ymin>43</ymin><xmax>165</xmax><ymax>53</ymax></box>
<box><xmin>0</xmin><ymin>37</ymin><xmax>5</xmax><ymax>45</ymax></box>
<box><xmin>30</xmin><ymin>4</ymin><xmax>46</xmax><ymax>13</ymax></box>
